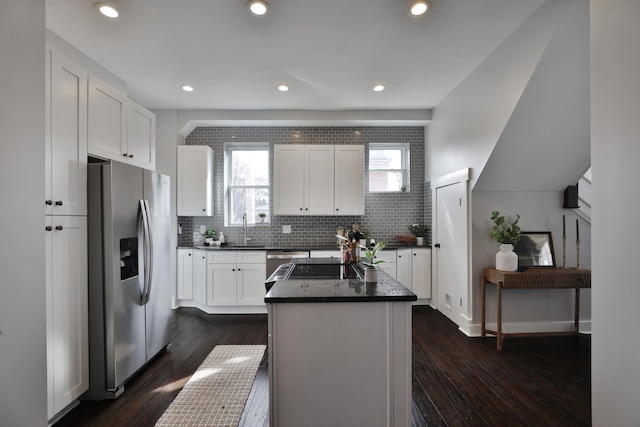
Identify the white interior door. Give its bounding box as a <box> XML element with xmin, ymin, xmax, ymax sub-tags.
<box><xmin>434</xmin><ymin>176</ymin><xmax>469</xmax><ymax>327</ymax></box>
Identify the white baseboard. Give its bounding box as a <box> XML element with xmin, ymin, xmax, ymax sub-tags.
<box><xmin>462</xmin><ymin>319</ymin><xmax>592</xmax><ymax>337</ymax></box>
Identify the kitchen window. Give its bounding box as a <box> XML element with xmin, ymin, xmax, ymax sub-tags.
<box><xmin>225</xmin><ymin>143</ymin><xmax>270</xmax><ymax>225</ymax></box>
<box><xmin>368</xmin><ymin>143</ymin><xmax>410</xmax><ymax>192</ymax></box>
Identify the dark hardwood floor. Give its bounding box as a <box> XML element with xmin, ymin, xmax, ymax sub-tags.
<box><xmin>55</xmin><ymin>306</ymin><xmax>590</xmax><ymax>427</ymax></box>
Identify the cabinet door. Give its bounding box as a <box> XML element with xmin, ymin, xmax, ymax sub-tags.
<box><xmin>126</xmin><ymin>98</ymin><xmax>155</xmax><ymax>170</ymax></box>
<box><xmin>396</xmin><ymin>249</ymin><xmax>411</xmax><ymax>288</ymax></box>
<box><xmin>46</xmin><ymin>216</ymin><xmax>88</xmax><ymax>418</ymax></box>
<box><xmin>306</xmin><ymin>145</ymin><xmax>334</xmax><ymax>215</ymax></box>
<box><xmin>334</xmin><ymin>145</ymin><xmax>365</xmax><ymax>215</ymax></box>
<box><xmin>208</xmin><ymin>263</ymin><xmax>237</xmax><ymax>305</ymax></box>
<box><xmin>193</xmin><ymin>250</ymin><xmax>208</xmax><ymax>305</ymax></box>
<box><xmin>177</xmin><ymin>249</ymin><xmax>194</xmax><ymax>300</ymax></box>
<box><xmin>411</xmin><ymin>249</ymin><xmax>431</xmax><ymax>298</ymax></box>
<box><xmin>177</xmin><ymin>145</ymin><xmax>214</xmax><ymax>216</ymax></box>
<box><xmin>376</xmin><ymin>252</ymin><xmax>397</xmax><ymax>279</ymax></box>
<box><xmin>274</xmin><ymin>145</ymin><xmax>305</xmax><ymax>215</ymax></box>
<box><xmin>88</xmin><ymin>75</ymin><xmax>126</xmax><ymax>161</ymax></box>
<box><xmin>47</xmin><ymin>50</ymin><xmax>88</xmax><ymax>216</ymax></box>
<box><xmin>237</xmin><ymin>263</ymin><xmax>267</xmax><ymax>305</ymax></box>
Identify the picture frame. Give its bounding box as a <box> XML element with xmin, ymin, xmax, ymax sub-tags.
<box><xmin>514</xmin><ymin>231</ymin><xmax>556</xmax><ymax>268</ymax></box>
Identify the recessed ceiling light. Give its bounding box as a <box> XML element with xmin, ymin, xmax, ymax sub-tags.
<box><xmin>278</xmin><ymin>84</ymin><xmax>289</xmax><ymax>92</ymax></box>
<box><xmin>409</xmin><ymin>0</ymin><xmax>432</xmax><ymax>17</ymax></box>
<box><xmin>373</xmin><ymin>84</ymin><xmax>385</xmax><ymax>92</ymax></box>
<box><xmin>94</xmin><ymin>2</ymin><xmax>120</xmax><ymax>19</ymax></box>
<box><xmin>247</xmin><ymin>0</ymin><xmax>270</xmax><ymax>16</ymax></box>
<box><xmin>181</xmin><ymin>85</ymin><xmax>194</xmax><ymax>92</ymax></box>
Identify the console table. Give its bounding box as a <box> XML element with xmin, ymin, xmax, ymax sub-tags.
<box><xmin>481</xmin><ymin>268</ymin><xmax>591</xmax><ymax>350</ymax></box>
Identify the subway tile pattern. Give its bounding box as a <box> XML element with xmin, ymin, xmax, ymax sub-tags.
<box><xmin>178</xmin><ymin>126</ymin><xmax>432</xmax><ymax>248</ymax></box>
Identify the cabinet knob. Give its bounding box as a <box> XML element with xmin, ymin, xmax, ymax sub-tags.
<box><xmin>336</xmin><ymin>208</ymin><xmax>339</xmax><ymax>211</ymax></box>
<box><xmin>55</xmin><ymin>225</ymin><xmax>64</xmax><ymax>231</ymax></box>
<box><xmin>45</xmin><ymin>200</ymin><xmax>53</xmax><ymax>205</ymax></box>
<box><xmin>202</xmin><ymin>208</ymin><xmax>206</xmax><ymax>212</ymax></box>
<box><xmin>237</xmin><ymin>268</ymin><xmax>241</xmax><ymax>271</ymax></box>
<box><xmin>413</xmin><ymin>253</ymin><xmax>417</xmax><ymax>256</ymax></box>
<box><xmin>45</xmin><ymin>226</ymin><xmax>52</xmax><ymax>231</ymax></box>
<box><xmin>128</xmin><ymin>154</ymin><xmax>134</xmax><ymax>158</ymax></box>
<box><xmin>188</xmin><ymin>253</ymin><xmax>191</xmax><ymax>256</ymax></box>
<box><xmin>435</xmin><ymin>243</ymin><xmax>441</xmax><ymax>248</ymax></box>
<box><xmin>123</xmin><ymin>153</ymin><xmax>128</xmax><ymax>157</ymax></box>
<box><xmin>299</xmin><ymin>208</ymin><xmax>303</xmax><ymax>211</ymax></box>
<box><xmin>55</xmin><ymin>201</ymin><xmax>63</xmax><ymax>206</ymax></box>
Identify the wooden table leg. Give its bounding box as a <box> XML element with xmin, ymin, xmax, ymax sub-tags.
<box><xmin>481</xmin><ymin>274</ymin><xmax>487</xmax><ymax>338</ymax></box>
<box><xmin>574</xmin><ymin>288</ymin><xmax>580</xmax><ymax>334</ymax></box>
<box><xmin>497</xmin><ymin>281</ymin><xmax>503</xmax><ymax>351</ymax></box>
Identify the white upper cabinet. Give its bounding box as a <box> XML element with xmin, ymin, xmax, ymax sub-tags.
<box><xmin>273</xmin><ymin>145</ymin><xmax>306</xmax><ymax>215</ymax></box>
<box><xmin>88</xmin><ymin>75</ymin><xmax>126</xmax><ymax>161</ymax></box>
<box><xmin>177</xmin><ymin>145</ymin><xmax>214</xmax><ymax>216</ymax></box>
<box><xmin>88</xmin><ymin>76</ymin><xmax>156</xmax><ymax>170</ymax></box>
<box><xmin>334</xmin><ymin>145</ymin><xmax>365</xmax><ymax>215</ymax></box>
<box><xmin>274</xmin><ymin>144</ymin><xmax>363</xmax><ymax>216</ymax></box>
<box><xmin>305</xmin><ymin>145</ymin><xmax>335</xmax><ymax>215</ymax></box>
<box><xmin>126</xmin><ymin>99</ymin><xmax>156</xmax><ymax>170</ymax></box>
<box><xmin>45</xmin><ymin>49</ymin><xmax>87</xmax><ymax>216</ymax></box>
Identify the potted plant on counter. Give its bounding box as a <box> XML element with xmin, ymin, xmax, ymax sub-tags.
<box><xmin>258</xmin><ymin>212</ymin><xmax>267</xmax><ymax>223</ymax></box>
<box><xmin>408</xmin><ymin>224</ymin><xmax>429</xmax><ymax>246</ymax></box>
<box><xmin>203</xmin><ymin>228</ymin><xmax>216</xmax><ymax>245</ymax></box>
<box><xmin>490</xmin><ymin>211</ymin><xmax>521</xmax><ymax>271</ymax></box>
<box><xmin>359</xmin><ymin>241</ymin><xmax>387</xmax><ymax>283</ymax></box>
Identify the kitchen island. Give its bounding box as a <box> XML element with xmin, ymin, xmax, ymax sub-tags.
<box><xmin>265</xmin><ymin>261</ymin><xmax>416</xmax><ymax>427</ymax></box>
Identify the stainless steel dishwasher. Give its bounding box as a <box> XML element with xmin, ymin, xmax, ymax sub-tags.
<box><xmin>266</xmin><ymin>250</ymin><xmax>309</xmax><ymax>278</ymax></box>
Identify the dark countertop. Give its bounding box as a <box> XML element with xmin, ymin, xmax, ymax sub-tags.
<box><xmin>183</xmin><ymin>244</ymin><xmax>428</xmax><ymax>251</ymax></box>
<box><xmin>265</xmin><ymin>265</ymin><xmax>417</xmax><ymax>303</ymax></box>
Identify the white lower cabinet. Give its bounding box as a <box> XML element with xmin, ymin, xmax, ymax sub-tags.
<box><xmin>375</xmin><ymin>251</ymin><xmax>397</xmax><ymax>279</ymax></box>
<box><xmin>207</xmin><ymin>251</ymin><xmax>267</xmax><ymax>307</ymax></box>
<box><xmin>193</xmin><ymin>250</ymin><xmax>208</xmax><ymax>305</ymax></box>
<box><xmin>177</xmin><ymin>249</ymin><xmax>194</xmax><ymax>300</ymax></box>
<box><xmin>46</xmin><ymin>216</ymin><xmax>88</xmax><ymax>420</ymax></box>
<box><xmin>396</xmin><ymin>248</ymin><xmax>431</xmax><ymax>300</ymax></box>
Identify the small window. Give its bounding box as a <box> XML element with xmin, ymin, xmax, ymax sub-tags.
<box><xmin>368</xmin><ymin>143</ymin><xmax>410</xmax><ymax>192</ymax></box>
<box><xmin>226</xmin><ymin>144</ymin><xmax>270</xmax><ymax>225</ymax></box>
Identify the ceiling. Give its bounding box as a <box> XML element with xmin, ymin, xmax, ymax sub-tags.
<box><xmin>46</xmin><ymin>0</ymin><xmax>546</xmax><ymax>114</ymax></box>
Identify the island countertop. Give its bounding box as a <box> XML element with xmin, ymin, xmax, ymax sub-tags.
<box><xmin>264</xmin><ymin>266</ymin><xmax>417</xmax><ymax>303</ymax></box>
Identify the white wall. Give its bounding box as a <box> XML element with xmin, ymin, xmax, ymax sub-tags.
<box><xmin>426</xmin><ymin>0</ymin><xmax>570</xmax><ymax>186</ymax></box>
<box><xmin>591</xmin><ymin>0</ymin><xmax>640</xmax><ymax>424</ymax></box>
<box><xmin>472</xmin><ymin>192</ymin><xmax>591</xmax><ymax>333</ymax></box>
<box><xmin>0</xmin><ymin>1</ymin><xmax>47</xmax><ymax>425</ymax></box>
<box><xmin>153</xmin><ymin>110</ymin><xmax>184</xmax><ymax>306</ymax></box>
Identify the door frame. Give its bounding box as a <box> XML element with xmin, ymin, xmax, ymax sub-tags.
<box><xmin>430</xmin><ymin>168</ymin><xmax>473</xmax><ymax>335</ymax></box>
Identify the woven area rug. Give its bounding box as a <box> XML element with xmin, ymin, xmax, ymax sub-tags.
<box><xmin>156</xmin><ymin>345</ymin><xmax>266</xmax><ymax>427</ymax></box>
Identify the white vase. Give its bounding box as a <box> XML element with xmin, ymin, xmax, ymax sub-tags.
<box><xmin>496</xmin><ymin>244</ymin><xmax>518</xmax><ymax>271</ymax></box>
<box><xmin>416</xmin><ymin>237</ymin><xmax>424</xmax><ymax>246</ymax></box>
<box><xmin>364</xmin><ymin>268</ymin><xmax>378</xmax><ymax>283</ymax></box>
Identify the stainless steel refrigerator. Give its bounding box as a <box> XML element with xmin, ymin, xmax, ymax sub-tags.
<box><xmin>83</xmin><ymin>161</ymin><xmax>172</xmax><ymax>400</ymax></box>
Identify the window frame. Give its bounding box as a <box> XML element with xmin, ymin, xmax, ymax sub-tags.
<box><xmin>368</xmin><ymin>142</ymin><xmax>410</xmax><ymax>193</ymax></box>
<box><xmin>224</xmin><ymin>142</ymin><xmax>270</xmax><ymax>226</ymax></box>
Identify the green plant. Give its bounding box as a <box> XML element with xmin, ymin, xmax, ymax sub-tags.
<box><xmin>259</xmin><ymin>212</ymin><xmax>266</xmax><ymax>218</ymax></box>
<box><xmin>490</xmin><ymin>211</ymin><xmax>521</xmax><ymax>245</ymax></box>
<box><xmin>203</xmin><ymin>228</ymin><xmax>216</xmax><ymax>239</ymax></box>
<box><xmin>408</xmin><ymin>224</ymin><xmax>429</xmax><ymax>237</ymax></box>
<box><xmin>359</xmin><ymin>241</ymin><xmax>387</xmax><ymax>270</ymax></box>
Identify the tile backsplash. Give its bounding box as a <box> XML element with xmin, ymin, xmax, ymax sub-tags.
<box><xmin>178</xmin><ymin>126</ymin><xmax>431</xmax><ymax>248</ymax></box>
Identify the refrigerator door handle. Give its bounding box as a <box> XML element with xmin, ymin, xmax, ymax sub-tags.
<box><xmin>139</xmin><ymin>199</ymin><xmax>153</xmax><ymax>305</ymax></box>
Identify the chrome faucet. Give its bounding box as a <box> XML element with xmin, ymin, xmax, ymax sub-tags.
<box><xmin>242</xmin><ymin>212</ymin><xmax>248</xmax><ymax>246</ymax></box>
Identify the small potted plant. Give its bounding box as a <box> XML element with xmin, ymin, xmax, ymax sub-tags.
<box><xmin>408</xmin><ymin>224</ymin><xmax>429</xmax><ymax>246</ymax></box>
<box><xmin>359</xmin><ymin>241</ymin><xmax>387</xmax><ymax>283</ymax></box>
<box><xmin>490</xmin><ymin>211</ymin><xmax>521</xmax><ymax>271</ymax></box>
<box><xmin>258</xmin><ymin>212</ymin><xmax>267</xmax><ymax>223</ymax></box>
<box><xmin>203</xmin><ymin>228</ymin><xmax>216</xmax><ymax>245</ymax></box>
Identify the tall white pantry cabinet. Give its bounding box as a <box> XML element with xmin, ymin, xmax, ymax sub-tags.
<box><xmin>45</xmin><ymin>49</ymin><xmax>89</xmax><ymax>421</ymax></box>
